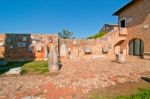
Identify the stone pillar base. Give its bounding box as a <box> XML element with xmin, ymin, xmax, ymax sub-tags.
<box><xmin>116</xmin><ymin>54</ymin><xmax>126</xmax><ymax>63</ymax></box>
<box><xmin>143</xmin><ymin>52</ymin><xmax>150</xmax><ymax>60</ymax></box>
<box><xmin>49</xmin><ymin>65</ymin><xmax>59</xmax><ymax>72</ymax></box>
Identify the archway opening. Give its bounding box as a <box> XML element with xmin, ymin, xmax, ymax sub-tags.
<box><xmin>129</xmin><ymin>38</ymin><xmax>144</xmax><ymax>56</ymax></box>
<box><xmin>114</xmin><ymin>40</ymin><xmax>125</xmax><ymax>54</ymax></box>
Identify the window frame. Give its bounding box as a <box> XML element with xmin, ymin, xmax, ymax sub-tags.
<box><xmin>120</xmin><ymin>18</ymin><xmax>127</xmax><ymax>28</ymax></box>
<box><xmin>17</xmin><ymin>42</ymin><xmax>26</xmax><ymax>48</ymax></box>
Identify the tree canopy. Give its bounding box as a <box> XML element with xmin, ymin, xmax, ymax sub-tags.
<box><xmin>58</xmin><ymin>29</ymin><xmax>73</xmax><ymax>39</ymax></box>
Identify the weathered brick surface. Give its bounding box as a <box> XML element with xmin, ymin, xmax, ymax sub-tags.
<box><xmin>0</xmin><ymin>34</ymin><xmax>58</xmax><ymax>61</ymax></box>
<box><xmin>60</xmin><ymin>29</ymin><xmax>126</xmax><ymax>58</ymax></box>
<box><xmin>118</xmin><ymin>0</ymin><xmax>150</xmax><ymax>53</ymax></box>
<box><xmin>1</xmin><ymin>56</ymin><xmax>150</xmax><ymax>98</ymax></box>
<box><xmin>0</xmin><ymin>34</ymin><xmax>6</xmax><ymax>58</ymax></box>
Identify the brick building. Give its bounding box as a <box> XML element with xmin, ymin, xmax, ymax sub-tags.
<box><xmin>113</xmin><ymin>0</ymin><xmax>150</xmax><ymax>56</ymax></box>
<box><xmin>0</xmin><ymin>0</ymin><xmax>150</xmax><ymax>61</ymax></box>
<box><xmin>100</xmin><ymin>24</ymin><xmax>118</xmax><ymax>33</ymax></box>
<box><xmin>0</xmin><ymin>34</ymin><xmax>58</xmax><ymax>61</ymax></box>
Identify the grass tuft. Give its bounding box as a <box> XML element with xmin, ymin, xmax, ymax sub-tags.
<box><xmin>0</xmin><ymin>61</ymin><xmax>49</xmax><ymax>75</ymax></box>
<box><xmin>116</xmin><ymin>88</ymin><xmax>150</xmax><ymax>99</ymax></box>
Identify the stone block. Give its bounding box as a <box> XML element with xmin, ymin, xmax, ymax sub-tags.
<box><xmin>48</xmin><ymin>46</ymin><xmax>59</xmax><ymax>72</ymax></box>
<box><xmin>116</xmin><ymin>54</ymin><xmax>125</xmax><ymax>63</ymax></box>
<box><xmin>5</xmin><ymin>67</ymin><xmax>22</xmax><ymax>75</ymax></box>
<box><xmin>60</xmin><ymin>43</ymin><xmax>67</xmax><ymax>57</ymax></box>
<box><xmin>143</xmin><ymin>52</ymin><xmax>150</xmax><ymax>60</ymax></box>
<box><xmin>102</xmin><ymin>48</ymin><xmax>109</xmax><ymax>53</ymax></box>
<box><xmin>84</xmin><ymin>47</ymin><xmax>92</xmax><ymax>54</ymax></box>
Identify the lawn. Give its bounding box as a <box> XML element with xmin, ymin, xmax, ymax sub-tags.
<box><xmin>0</xmin><ymin>61</ymin><xmax>49</xmax><ymax>75</ymax></box>
<box><xmin>89</xmin><ymin>88</ymin><xmax>150</xmax><ymax>99</ymax></box>
<box><xmin>116</xmin><ymin>88</ymin><xmax>150</xmax><ymax>99</ymax></box>
<box><xmin>88</xmin><ymin>79</ymin><xmax>150</xmax><ymax>99</ymax></box>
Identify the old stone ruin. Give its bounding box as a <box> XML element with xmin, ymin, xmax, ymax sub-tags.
<box><xmin>59</xmin><ymin>29</ymin><xmax>126</xmax><ymax>61</ymax></box>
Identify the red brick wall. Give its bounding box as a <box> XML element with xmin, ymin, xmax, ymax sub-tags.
<box><xmin>118</xmin><ymin>0</ymin><xmax>150</xmax><ymax>53</ymax></box>
<box><xmin>0</xmin><ymin>34</ymin><xmax>58</xmax><ymax>61</ymax></box>
<box><xmin>0</xmin><ymin>34</ymin><xmax>6</xmax><ymax>58</ymax></box>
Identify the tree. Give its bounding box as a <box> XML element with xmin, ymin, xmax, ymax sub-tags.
<box><xmin>58</xmin><ymin>29</ymin><xmax>73</xmax><ymax>39</ymax></box>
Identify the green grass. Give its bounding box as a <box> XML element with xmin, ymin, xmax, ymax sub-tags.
<box><xmin>88</xmin><ymin>90</ymin><xmax>114</xmax><ymax>99</ymax></box>
<box><xmin>0</xmin><ymin>61</ymin><xmax>49</xmax><ymax>75</ymax></box>
<box><xmin>88</xmin><ymin>88</ymin><xmax>150</xmax><ymax>99</ymax></box>
<box><xmin>89</xmin><ymin>92</ymin><xmax>110</xmax><ymax>99</ymax></box>
<box><xmin>87</xmin><ymin>31</ymin><xmax>107</xmax><ymax>39</ymax></box>
<box><xmin>116</xmin><ymin>88</ymin><xmax>150</xmax><ymax>99</ymax></box>
<box><xmin>21</xmin><ymin>61</ymin><xmax>49</xmax><ymax>75</ymax></box>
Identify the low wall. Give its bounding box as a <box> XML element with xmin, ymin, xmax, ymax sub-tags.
<box><xmin>59</xmin><ymin>38</ymin><xmax>113</xmax><ymax>58</ymax></box>
<box><xmin>0</xmin><ymin>34</ymin><xmax>58</xmax><ymax>61</ymax></box>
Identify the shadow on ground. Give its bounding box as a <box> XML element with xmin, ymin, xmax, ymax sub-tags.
<box><xmin>0</xmin><ymin>59</ymin><xmax>62</xmax><ymax>76</ymax></box>
<box><xmin>141</xmin><ymin>77</ymin><xmax>150</xmax><ymax>83</ymax></box>
<box><xmin>0</xmin><ymin>61</ymin><xmax>30</xmax><ymax>75</ymax></box>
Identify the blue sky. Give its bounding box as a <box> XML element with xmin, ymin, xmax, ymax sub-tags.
<box><xmin>0</xmin><ymin>0</ymin><xmax>130</xmax><ymax>38</ymax></box>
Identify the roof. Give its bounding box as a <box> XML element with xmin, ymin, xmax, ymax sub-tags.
<box><xmin>104</xmin><ymin>24</ymin><xmax>118</xmax><ymax>26</ymax></box>
<box><xmin>113</xmin><ymin>0</ymin><xmax>138</xmax><ymax>16</ymax></box>
<box><xmin>100</xmin><ymin>24</ymin><xmax>118</xmax><ymax>32</ymax></box>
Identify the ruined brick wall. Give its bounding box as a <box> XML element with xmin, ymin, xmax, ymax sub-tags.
<box><xmin>0</xmin><ymin>34</ymin><xmax>6</xmax><ymax>58</ymax></box>
<box><xmin>4</xmin><ymin>34</ymin><xmax>33</xmax><ymax>61</ymax></box>
<box><xmin>60</xmin><ymin>39</ymin><xmax>103</xmax><ymax>57</ymax></box>
<box><xmin>60</xmin><ymin>27</ymin><xmax>127</xmax><ymax>58</ymax></box>
<box><xmin>0</xmin><ymin>34</ymin><xmax>58</xmax><ymax>61</ymax></box>
<box><xmin>118</xmin><ymin>0</ymin><xmax>150</xmax><ymax>53</ymax></box>
<box><xmin>31</xmin><ymin>34</ymin><xmax>58</xmax><ymax>61</ymax></box>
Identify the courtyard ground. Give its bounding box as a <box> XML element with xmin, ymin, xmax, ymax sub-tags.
<box><xmin>0</xmin><ymin>55</ymin><xmax>150</xmax><ymax>99</ymax></box>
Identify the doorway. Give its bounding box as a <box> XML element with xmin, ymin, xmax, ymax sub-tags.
<box><xmin>129</xmin><ymin>39</ymin><xmax>144</xmax><ymax>56</ymax></box>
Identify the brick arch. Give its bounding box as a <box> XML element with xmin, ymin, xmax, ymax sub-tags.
<box><xmin>114</xmin><ymin>40</ymin><xmax>125</xmax><ymax>47</ymax></box>
<box><xmin>114</xmin><ymin>40</ymin><xmax>125</xmax><ymax>54</ymax></box>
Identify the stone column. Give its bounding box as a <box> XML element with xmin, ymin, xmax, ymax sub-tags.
<box><xmin>71</xmin><ymin>39</ymin><xmax>79</xmax><ymax>57</ymax></box>
<box><xmin>60</xmin><ymin>42</ymin><xmax>67</xmax><ymax>57</ymax></box>
<box><xmin>48</xmin><ymin>45</ymin><xmax>59</xmax><ymax>72</ymax></box>
<box><xmin>44</xmin><ymin>46</ymin><xmax>48</xmax><ymax>61</ymax></box>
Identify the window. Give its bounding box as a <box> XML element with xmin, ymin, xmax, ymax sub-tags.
<box><xmin>22</xmin><ymin>36</ymin><xmax>27</xmax><ymax>41</ymax></box>
<box><xmin>6</xmin><ymin>38</ymin><xmax>13</xmax><ymax>43</ymax></box>
<box><xmin>17</xmin><ymin>42</ymin><xmax>26</xmax><ymax>47</ymax></box>
<box><xmin>120</xmin><ymin>18</ymin><xmax>126</xmax><ymax>28</ymax></box>
<box><xmin>7</xmin><ymin>44</ymin><xmax>14</xmax><ymax>49</ymax></box>
<box><xmin>17</xmin><ymin>36</ymin><xmax>22</xmax><ymax>41</ymax></box>
<box><xmin>28</xmin><ymin>44</ymin><xmax>33</xmax><ymax>52</ymax></box>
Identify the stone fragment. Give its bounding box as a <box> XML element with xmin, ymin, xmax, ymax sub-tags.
<box><xmin>48</xmin><ymin>45</ymin><xmax>59</xmax><ymax>72</ymax></box>
<box><xmin>102</xmin><ymin>48</ymin><xmax>109</xmax><ymax>53</ymax></box>
<box><xmin>84</xmin><ymin>47</ymin><xmax>92</xmax><ymax>54</ymax></box>
<box><xmin>60</xmin><ymin>43</ymin><xmax>67</xmax><ymax>57</ymax></box>
<box><xmin>21</xmin><ymin>96</ymin><xmax>45</xmax><ymax>99</ymax></box>
<box><xmin>116</xmin><ymin>53</ymin><xmax>125</xmax><ymax>63</ymax></box>
<box><xmin>5</xmin><ymin>67</ymin><xmax>22</xmax><ymax>75</ymax></box>
<box><xmin>143</xmin><ymin>52</ymin><xmax>150</xmax><ymax>60</ymax></box>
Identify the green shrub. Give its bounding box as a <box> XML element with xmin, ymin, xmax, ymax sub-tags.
<box><xmin>0</xmin><ymin>61</ymin><xmax>49</xmax><ymax>75</ymax></box>
<box><xmin>87</xmin><ymin>31</ymin><xmax>107</xmax><ymax>39</ymax></box>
